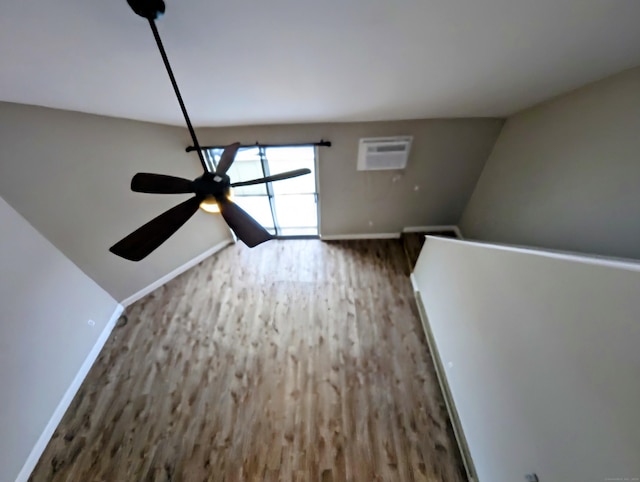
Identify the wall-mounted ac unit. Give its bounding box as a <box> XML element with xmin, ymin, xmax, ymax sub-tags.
<box><xmin>357</xmin><ymin>136</ymin><xmax>413</xmax><ymax>171</ymax></box>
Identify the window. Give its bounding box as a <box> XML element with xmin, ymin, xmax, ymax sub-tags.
<box><xmin>205</xmin><ymin>145</ymin><xmax>319</xmax><ymax>237</ymax></box>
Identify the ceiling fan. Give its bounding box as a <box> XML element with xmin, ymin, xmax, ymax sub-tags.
<box><xmin>110</xmin><ymin>0</ymin><xmax>311</xmax><ymax>261</ymax></box>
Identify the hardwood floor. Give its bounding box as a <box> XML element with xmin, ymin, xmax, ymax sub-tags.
<box><xmin>402</xmin><ymin>234</ymin><xmax>427</xmax><ymax>273</ymax></box>
<box><xmin>31</xmin><ymin>240</ymin><xmax>466</xmax><ymax>482</ymax></box>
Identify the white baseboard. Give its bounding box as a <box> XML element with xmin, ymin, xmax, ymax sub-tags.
<box><xmin>15</xmin><ymin>304</ymin><xmax>125</xmax><ymax>482</ymax></box>
<box><xmin>402</xmin><ymin>225</ymin><xmax>463</xmax><ymax>239</ymax></box>
<box><xmin>305</xmin><ymin>228</ymin><xmax>464</xmax><ymax>242</ymax></box>
<box><xmin>320</xmin><ymin>233</ymin><xmax>401</xmax><ymax>240</ymax></box>
<box><xmin>413</xmin><ymin>292</ymin><xmax>476</xmax><ymax>482</ymax></box>
<box><xmin>120</xmin><ymin>239</ymin><xmax>234</xmax><ymax>307</ymax></box>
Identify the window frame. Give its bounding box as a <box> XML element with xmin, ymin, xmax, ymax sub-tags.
<box><xmin>205</xmin><ymin>145</ymin><xmax>320</xmax><ymax>238</ymax></box>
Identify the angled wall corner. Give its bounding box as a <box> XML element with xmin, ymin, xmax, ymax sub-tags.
<box><xmin>460</xmin><ymin>66</ymin><xmax>640</xmax><ymax>260</ymax></box>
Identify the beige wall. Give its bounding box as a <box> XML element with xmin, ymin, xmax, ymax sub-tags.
<box><xmin>414</xmin><ymin>237</ymin><xmax>640</xmax><ymax>481</ymax></box>
<box><xmin>0</xmin><ymin>102</ymin><xmax>501</xmax><ymax>301</ymax></box>
<box><xmin>0</xmin><ymin>102</ymin><xmax>232</xmax><ymax>302</ymax></box>
<box><xmin>196</xmin><ymin>119</ymin><xmax>503</xmax><ymax>235</ymax></box>
<box><xmin>0</xmin><ymin>196</ymin><xmax>120</xmax><ymax>482</ymax></box>
<box><xmin>460</xmin><ymin>66</ymin><xmax>640</xmax><ymax>260</ymax></box>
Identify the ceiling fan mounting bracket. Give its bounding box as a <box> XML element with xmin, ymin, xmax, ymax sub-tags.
<box><xmin>127</xmin><ymin>0</ymin><xmax>165</xmax><ymax>20</ymax></box>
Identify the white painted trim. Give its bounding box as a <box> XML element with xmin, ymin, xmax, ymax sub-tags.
<box><xmin>120</xmin><ymin>239</ymin><xmax>234</xmax><ymax>306</ymax></box>
<box><xmin>413</xmin><ymin>292</ymin><xmax>476</xmax><ymax>482</ymax></box>
<box><xmin>15</xmin><ymin>304</ymin><xmax>125</xmax><ymax>482</ymax></box>
<box><xmin>320</xmin><ymin>233</ymin><xmax>401</xmax><ymax>240</ymax></box>
<box><xmin>409</xmin><ymin>273</ymin><xmax>419</xmax><ymax>293</ymax></box>
<box><xmin>402</xmin><ymin>225</ymin><xmax>463</xmax><ymax>239</ymax></box>
<box><xmin>426</xmin><ymin>236</ymin><xmax>640</xmax><ymax>272</ymax></box>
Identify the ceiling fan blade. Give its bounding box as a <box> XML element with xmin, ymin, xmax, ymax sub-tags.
<box><xmin>217</xmin><ymin>198</ymin><xmax>273</xmax><ymax>247</ymax></box>
<box><xmin>110</xmin><ymin>196</ymin><xmax>201</xmax><ymax>261</ymax></box>
<box><xmin>215</xmin><ymin>142</ymin><xmax>241</xmax><ymax>175</ymax></box>
<box><xmin>231</xmin><ymin>168</ymin><xmax>312</xmax><ymax>188</ymax></box>
<box><xmin>131</xmin><ymin>173</ymin><xmax>194</xmax><ymax>194</ymax></box>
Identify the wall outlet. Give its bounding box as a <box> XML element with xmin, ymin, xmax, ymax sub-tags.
<box><xmin>525</xmin><ymin>474</ymin><xmax>539</xmax><ymax>482</ymax></box>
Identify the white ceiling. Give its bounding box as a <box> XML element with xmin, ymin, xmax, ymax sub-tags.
<box><xmin>2</xmin><ymin>0</ymin><xmax>640</xmax><ymax>127</ymax></box>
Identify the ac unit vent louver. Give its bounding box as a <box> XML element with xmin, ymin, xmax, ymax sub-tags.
<box><xmin>357</xmin><ymin>136</ymin><xmax>413</xmax><ymax>171</ymax></box>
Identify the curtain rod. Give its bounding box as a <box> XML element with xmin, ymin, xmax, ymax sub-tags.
<box><xmin>185</xmin><ymin>139</ymin><xmax>331</xmax><ymax>152</ymax></box>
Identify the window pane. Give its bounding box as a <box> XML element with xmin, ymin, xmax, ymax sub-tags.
<box><xmin>233</xmin><ymin>196</ymin><xmax>274</xmax><ymax>229</ymax></box>
<box><xmin>266</xmin><ymin>147</ymin><xmax>316</xmax><ymax>194</ymax></box>
<box><xmin>207</xmin><ymin>146</ymin><xmax>319</xmax><ymax>238</ymax></box>
<box><xmin>209</xmin><ymin>147</ymin><xmax>261</xmax><ymax>164</ymax></box>
<box><xmin>265</xmin><ymin>146</ymin><xmax>315</xmax><ymax>163</ymax></box>
<box><xmin>229</xmin><ymin>160</ymin><xmax>266</xmax><ymax>196</ymax></box>
<box><xmin>274</xmin><ymin>194</ymin><xmax>317</xmax><ymax>229</ymax></box>
<box><xmin>204</xmin><ymin>150</ymin><xmax>217</xmax><ymax>172</ymax></box>
<box><xmin>235</xmin><ymin>147</ymin><xmax>262</xmax><ymax>163</ymax></box>
<box><xmin>206</xmin><ymin>148</ymin><xmax>222</xmax><ymax>171</ymax></box>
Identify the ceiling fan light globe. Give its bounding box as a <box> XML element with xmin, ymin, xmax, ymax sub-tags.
<box><xmin>199</xmin><ymin>190</ymin><xmax>234</xmax><ymax>214</ymax></box>
<box><xmin>199</xmin><ymin>197</ymin><xmax>220</xmax><ymax>214</ymax></box>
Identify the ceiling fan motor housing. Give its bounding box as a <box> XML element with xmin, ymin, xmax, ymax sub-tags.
<box><xmin>192</xmin><ymin>173</ymin><xmax>231</xmax><ymax>199</ymax></box>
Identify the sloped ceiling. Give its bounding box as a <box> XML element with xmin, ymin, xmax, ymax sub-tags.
<box><xmin>1</xmin><ymin>0</ymin><xmax>640</xmax><ymax>126</ymax></box>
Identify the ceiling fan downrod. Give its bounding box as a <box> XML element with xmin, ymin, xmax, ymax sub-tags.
<box><xmin>126</xmin><ymin>0</ymin><xmax>208</xmax><ymax>171</ymax></box>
